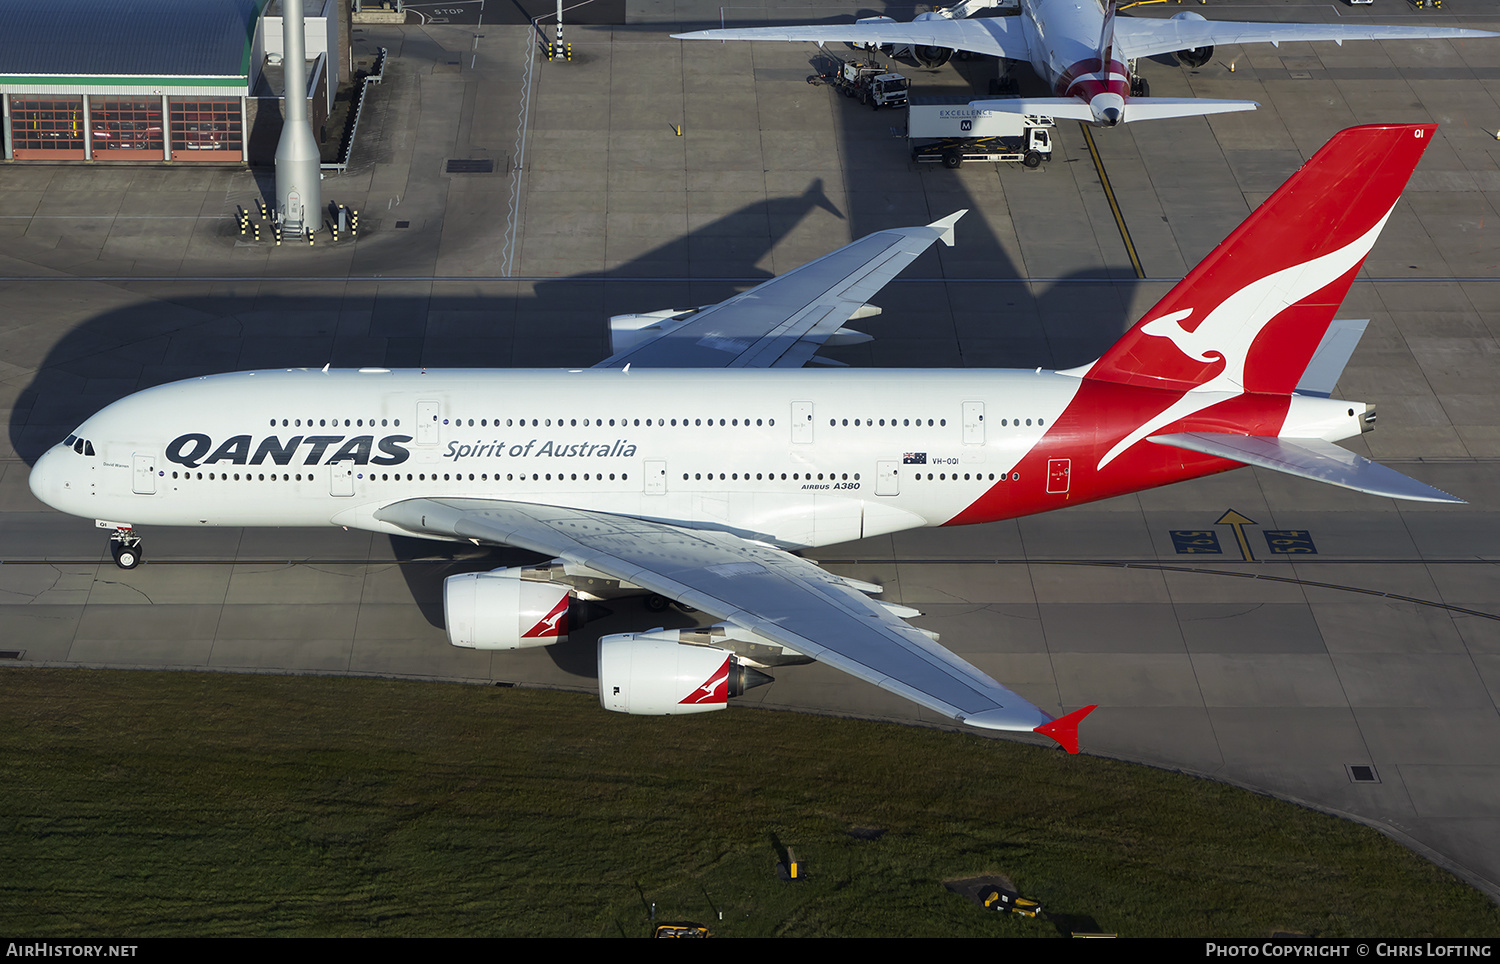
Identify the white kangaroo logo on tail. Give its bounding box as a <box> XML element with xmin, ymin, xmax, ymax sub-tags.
<box><xmin>1096</xmin><ymin>203</ymin><xmax>1397</xmax><ymax>469</ymax></box>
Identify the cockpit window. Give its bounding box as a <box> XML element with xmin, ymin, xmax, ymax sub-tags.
<box><xmin>63</xmin><ymin>435</ymin><xmax>95</xmax><ymax>456</ymax></box>
<box><xmin>73</xmin><ymin>439</ymin><xmax>85</xmax><ymax>454</ymax></box>
<box><xmin>84</xmin><ymin>441</ymin><xmax>95</xmax><ymax>456</ymax></box>
<box><xmin>64</xmin><ymin>435</ymin><xmax>77</xmax><ymax>448</ymax></box>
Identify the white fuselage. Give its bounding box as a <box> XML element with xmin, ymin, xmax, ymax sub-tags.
<box><xmin>29</xmin><ymin>367</ymin><xmax>1084</xmax><ymax>549</ymax></box>
<box><xmin>29</xmin><ymin>366</ymin><xmax>1369</xmax><ymax>549</ymax></box>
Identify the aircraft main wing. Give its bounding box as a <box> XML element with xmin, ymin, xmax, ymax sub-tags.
<box><xmin>1112</xmin><ymin>17</ymin><xmax>1496</xmax><ymax>62</ymax></box>
<box><xmin>673</xmin><ymin>17</ymin><xmax>1031</xmax><ymax>60</ymax></box>
<box><xmin>595</xmin><ymin>211</ymin><xmax>964</xmax><ymax>369</ymax></box>
<box><xmin>372</xmin><ymin>497</ymin><xmax>1089</xmax><ymax>745</ymax></box>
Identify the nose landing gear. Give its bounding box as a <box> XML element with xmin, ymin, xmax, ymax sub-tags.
<box><xmin>109</xmin><ymin>527</ymin><xmax>143</xmax><ymax>569</ymax></box>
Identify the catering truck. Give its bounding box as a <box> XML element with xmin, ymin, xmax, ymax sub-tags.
<box><xmin>906</xmin><ymin>97</ymin><xmax>1054</xmax><ymax>168</ymax></box>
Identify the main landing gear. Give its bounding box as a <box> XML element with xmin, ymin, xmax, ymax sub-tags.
<box><xmin>109</xmin><ymin>527</ymin><xmax>143</xmax><ymax>569</ymax></box>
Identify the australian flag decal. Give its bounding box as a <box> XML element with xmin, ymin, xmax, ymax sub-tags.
<box><xmin>902</xmin><ymin>452</ymin><xmax>927</xmax><ymax>464</ymax></box>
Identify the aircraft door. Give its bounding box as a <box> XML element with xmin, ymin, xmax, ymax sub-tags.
<box><xmin>417</xmin><ymin>400</ymin><xmax>441</xmax><ymax>445</ymax></box>
<box><xmin>791</xmin><ymin>401</ymin><xmax>813</xmax><ymax>444</ymax></box>
<box><xmin>644</xmin><ymin>459</ymin><xmax>667</xmax><ymax>495</ymax></box>
<box><xmin>330</xmin><ymin>464</ymin><xmax>355</xmax><ymax>497</ymax></box>
<box><xmin>132</xmin><ymin>454</ymin><xmax>156</xmax><ymax>495</ymax></box>
<box><xmin>876</xmin><ymin>460</ymin><xmax>899</xmax><ymax>496</ymax></box>
<box><xmin>962</xmin><ymin>401</ymin><xmax>985</xmax><ymax>445</ymax></box>
<box><xmin>1047</xmin><ymin>458</ymin><xmax>1071</xmax><ymax>494</ymax></box>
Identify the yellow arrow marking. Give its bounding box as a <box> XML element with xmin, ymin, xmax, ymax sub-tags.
<box><xmin>1215</xmin><ymin>509</ymin><xmax>1257</xmax><ymax>561</ymax></box>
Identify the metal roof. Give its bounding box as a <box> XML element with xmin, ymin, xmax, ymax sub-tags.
<box><xmin>0</xmin><ymin>0</ymin><xmax>267</xmax><ymax>79</ymax></box>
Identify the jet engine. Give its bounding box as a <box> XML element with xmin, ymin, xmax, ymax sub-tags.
<box><xmin>909</xmin><ymin>10</ymin><xmax>955</xmax><ymax>67</ymax></box>
<box><xmin>1171</xmin><ymin>12</ymin><xmax>1213</xmax><ymax>68</ymax></box>
<box><xmin>443</xmin><ymin>567</ymin><xmax>571</xmax><ymax>650</ymax></box>
<box><xmin>598</xmin><ymin>632</ymin><xmax>774</xmax><ymax>716</ymax></box>
<box><xmin>912</xmin><ymin>45</ymin><xmax>953</xmax><ymax>68</ymax></box>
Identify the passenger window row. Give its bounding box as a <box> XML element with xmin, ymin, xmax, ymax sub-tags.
<box><xmin>168</xmin><ymin>471</ymin><xmax>632</xmax><ymax>483</ymax></box>
<box><xmin>165</xmin><ymin>468</ymin><xmax>1012</xmax><ymax>485</ymax></box>
<box><xmin>270</xmin><ymin>418</ymin><xmax>400</xmax><ymax>428</ymax></box>
<box><xmin>913</xmin><ymin>472</ymin><xmax>1018</xmax><ymax>482</ymax></box>
<box><xmin>825</xmin><ymin>418</ymin><xmax>1044</xmax><ymax>428</ymax></box>
<box><xmin>447</xmin><ymin>417</ymin><xmax>775</xmax><ymax>428</ymax></box>
<box><xmin>681</xmin><ymin>472</ymin><xmax>862</xmax><ymax>482</ymax></box>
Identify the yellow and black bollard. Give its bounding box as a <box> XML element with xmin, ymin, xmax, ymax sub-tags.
<box><xmin>350</xmin><ymin>210</ymin><xmax>359</xmax><ymax>238</ymax></box>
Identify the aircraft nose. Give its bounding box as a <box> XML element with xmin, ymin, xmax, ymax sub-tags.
<box><xmin>29</xmin><ymin>446</ymin><xmax>72</xmax><ymax>512</ymax></box>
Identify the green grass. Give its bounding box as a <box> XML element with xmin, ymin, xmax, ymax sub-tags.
<box><xmin>1</xmin><ymin>669</ymin><xmax>1496</xmax><ymax>937</ymax></box>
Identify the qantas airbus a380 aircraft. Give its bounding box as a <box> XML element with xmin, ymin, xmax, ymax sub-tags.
<box><xmin>29</xmin><ymin>125</ymin><xmax>1460</xmax><ymax>753</ymax></box>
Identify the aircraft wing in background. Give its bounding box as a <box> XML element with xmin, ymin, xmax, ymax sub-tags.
<box><xmin>596</xmin><ymin>211</ymin><xmax>964</xmax><ymax>369</ymax></box>
<box><xmin>1112</xmin><ymin>16</ymin><xmax>1496</xmax><ymax>62</ymax></box>
<box><xmin>673</xmin><ymin>17</ymin><xmax>1030</xmax><ymax>60</ymax></box>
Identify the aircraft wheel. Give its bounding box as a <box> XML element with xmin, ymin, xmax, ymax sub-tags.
<box><xmin>644</xmin><ymin>593</ymin><xmax>671</xmax><ymax>613</ymax></box>
<box><xmin>1024</xmin><ymin>150</ymin><xmax>1042</xmax><ymax>169</ymax></box>
<box><xmin>111</xmin><ymin>542</ymin><xmax>142</xmax><ymax>570</ymax></box>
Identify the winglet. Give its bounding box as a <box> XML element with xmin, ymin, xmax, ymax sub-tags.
<box><xmin>928</xmin><ymin>209</ymin><xmax>966</xmax><ymax>247</ymax></box>
<box><xmin>1033</xmin><ymin>704</ymin><xmax>1098</xmax><ymax>754</ymax></box>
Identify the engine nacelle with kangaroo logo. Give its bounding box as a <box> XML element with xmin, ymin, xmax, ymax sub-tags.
<box><xmin>598</xmin><ymin>631</ymin><xmax>776</xmax><ymax>716</ymax></box>
<box><xmin>443</xmin><ymin>568</ymin><xmax>570</xmax><ymax>650</ymax></box>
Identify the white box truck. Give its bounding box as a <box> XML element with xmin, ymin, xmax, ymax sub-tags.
<box><xmin>907</xmin><ymin>97</ymin><xmax>1054</xmax><ymax>168</ymax></box>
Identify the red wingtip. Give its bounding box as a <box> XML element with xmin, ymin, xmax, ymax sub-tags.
<box><xmin>1033</xmin><ymin>704</ymin><xmax>1098</xmax><ymax>754</ymax></box>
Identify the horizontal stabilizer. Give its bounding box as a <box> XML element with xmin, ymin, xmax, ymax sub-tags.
<box><xmin>969</xmin><ymin>97</ymin><xmax>1096</xmax><ymax>122</ymax></box>
<box><xmin>1150</xmin><ymin>433</ymin><xmax>1465</xmax><ymax>504</ymax></box>
<box><xmin>1120</xmin><ymin>98</ymin><xmax>1258</xmax><ymax>122</ymax></box>
<box><xmin>970</xmin><ymin>97</ymin><xmax>1258</xmax><ymax>125</ymax></box>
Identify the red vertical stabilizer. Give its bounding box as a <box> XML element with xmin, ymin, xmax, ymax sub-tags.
<box><xmin>1085</xmin><ymin>125</ymin><xmax>1436</xmax><ymax>395</ymax></box>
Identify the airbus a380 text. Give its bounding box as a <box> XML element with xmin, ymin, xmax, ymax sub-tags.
<box><xmin>30</xmin><ymin>125</ymin><xmax>1460</xmax><ymax>753</ymax></box>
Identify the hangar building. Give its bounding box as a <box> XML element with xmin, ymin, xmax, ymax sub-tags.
<box><xmin>0</xmin><ymin>0</ymin><xmax>346</xmax><ymax>165</ymax></box>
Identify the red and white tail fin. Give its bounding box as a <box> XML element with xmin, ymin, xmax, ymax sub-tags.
<box><xmin>1082</xmin><ymin>125</ymin><xmax>1436</xmax><ymax>394</ymax></box>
